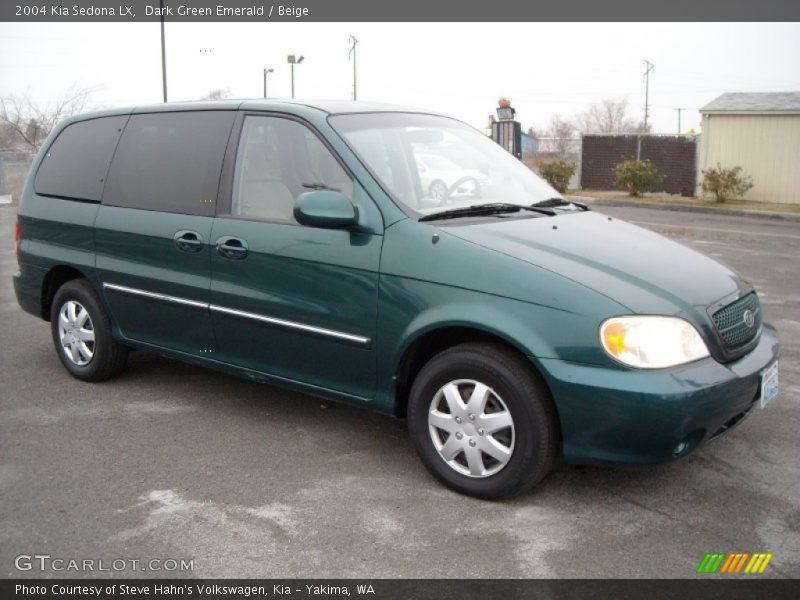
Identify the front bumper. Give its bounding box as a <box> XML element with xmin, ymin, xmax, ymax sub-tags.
<box><xmin>537</xmin><ymin>324</ymin><xmax>780</xmax><ymax>465</ymax></box>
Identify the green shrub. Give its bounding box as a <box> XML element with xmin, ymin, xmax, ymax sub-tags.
<box><xmin>614</xmin><ymin>159</ymin><xmax>664</xmax><ymax>196</ymax></box>
<box><xmin>539</xmin><ymin>160</ymin><xmax>576</xmax><ymax>193</ymax></box>
<box><xmin>701</xmin><ymin>163</ymin><xmax>754</xmax><ymax>203</ymax></box>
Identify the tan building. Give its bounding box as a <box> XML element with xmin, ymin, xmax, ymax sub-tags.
<box><xmin>698</xmin><ymin>92</ymin><xmax>800</xmax><ymax>204</ymax></box>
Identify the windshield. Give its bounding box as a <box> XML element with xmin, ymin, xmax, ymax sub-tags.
<box><xmin>329</xmin><ymin>113</ymin><xmax>561</xmax><ymax>215</ymax></box>
<box><xmin>419</xmin><ymin>155</ymin><xmax>462</xmax><ymax>171</ymax></box>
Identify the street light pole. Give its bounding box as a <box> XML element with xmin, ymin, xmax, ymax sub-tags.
<box><xmin>263</xmin><ymin>68</ymin><xmax>274</xmax><ymax>98</ymax></box>
<box><xmin>287</xmin><ymin>55</ymin><xmax>304</xmax><ymax>99</ymax></box>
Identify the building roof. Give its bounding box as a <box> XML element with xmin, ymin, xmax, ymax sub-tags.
<box><xmin>701</xmin><ymin>92</ymin><xmax>800</xmax><ymax>113</ymax></box>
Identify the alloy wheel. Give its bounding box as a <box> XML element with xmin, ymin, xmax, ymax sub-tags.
<box><xmin>428</xmin><ymin>379</ymin><xmax>515</xmax><ymax>477</ymax></box>
<box><xmin>57</xmin><ymin>300</ymin><xmax>95</xmax><ymax>366</ymax></box>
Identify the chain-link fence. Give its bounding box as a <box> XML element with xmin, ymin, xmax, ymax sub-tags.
<box><xmin>580</xmin><ymin>134</ymin><xmax>698</xmax><ymax>196</ymax></box>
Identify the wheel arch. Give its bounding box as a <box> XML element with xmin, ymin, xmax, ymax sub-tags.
<box><xmin>392</xmin><ymin>324</ymin><xmax>558</xmax><ymax>426</ymax></box>
<box><xmin>41</xmin><ymin>265</ymin><xmax>90</xmax><ymax>321</ymax></box>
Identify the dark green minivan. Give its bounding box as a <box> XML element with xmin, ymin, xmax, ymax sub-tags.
<box><xmin>14</xmin><ymin>100</ymin><xmax>780</xmax><ymax>498</ymax></box>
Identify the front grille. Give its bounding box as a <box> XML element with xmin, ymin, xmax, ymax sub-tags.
<box><xmin>712</xmin><ymin>293</ymin><xmax>761</xmax><ymax>350</ymax></box>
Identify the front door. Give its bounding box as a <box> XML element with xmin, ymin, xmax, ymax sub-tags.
<box><xmin>209</xmin><ymin>114</ymin><xmax>383</xmax><ymax>400</ymax></box>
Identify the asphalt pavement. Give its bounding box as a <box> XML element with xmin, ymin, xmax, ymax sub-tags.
<box><xmin>1</xmin><ymin>202</ymin><xmax>798</xmax><ymax>579</ymax></box>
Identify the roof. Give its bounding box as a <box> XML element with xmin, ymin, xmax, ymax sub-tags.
<box><xmin>58</xmin><ymin>99</ymin><xmax>451</xmax><ymax>135</ymax></box>
<box><xmin>70</xmin><ymin>99</ymin><xmax>437</xmax><ymax>121</ymax></box>
<box><xmin>286</xmin><ymin>99</ymin><xmax>438</xmax><ymax>115</ymax></box>
<box><xmin>701</xmin><ymin>92</ymin><xmax>800</xmax><ymax>113</ymax></box>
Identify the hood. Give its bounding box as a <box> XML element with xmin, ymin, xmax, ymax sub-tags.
<box><xmin>441</xmin><ymin>210</ymin><xmax>749</xmax><ymax>316</ymax></box>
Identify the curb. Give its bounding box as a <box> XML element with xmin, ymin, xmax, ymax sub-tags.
<box><xmin>568</xmin><ymin>196</ymin><xmax>800</xmax><ymax>223</ymax></box>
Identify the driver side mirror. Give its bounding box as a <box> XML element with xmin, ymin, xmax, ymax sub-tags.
<box><xmin>294</xmin><ymin>190</ymin><xmax>358</xmax><ymax>229</ymax></box>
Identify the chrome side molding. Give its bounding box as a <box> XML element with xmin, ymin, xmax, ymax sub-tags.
<box><xmin>102</xmin><ymin>282</ymin><xmax>370</xmax><ymax>346</ymax></box>
<box><xmin>208</xmin><ymin>304</ymin><xmax>370</xmax><ymax>345</ymax></box>
<box><xmin>102</xmin><ymin>282</ymin><xmax>207</xmax><ymax>309</ymax></box>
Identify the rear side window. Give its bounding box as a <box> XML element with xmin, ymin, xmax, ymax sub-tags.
<box><xmin>103</xmin><ymin>111</ymin><xmax>235</xmax><ymax>216</ymax></box>
<box><xmin>34</xmin><ymin>115</ymin><xmax>128</xmax><ymax>202</ymax></box>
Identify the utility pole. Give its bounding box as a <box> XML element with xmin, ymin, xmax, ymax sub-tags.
<box><xmin>160</xmin><ymin>0</ymin><xmax>168</xmax><ymax>102</ymax></box>
<box><xmin>643</xmin><ymin>59</ymin><xmax>654</xmax><ymax>131</ymax></box>
<box><xmin>349</xmin><ymin>35</ymin><xmax>359</xmax><ymax>101</ymax></box>
<box><xmin>675</xmin><ymin>108</ymin><xmax>684</xmax><ymax>135</ymax></box>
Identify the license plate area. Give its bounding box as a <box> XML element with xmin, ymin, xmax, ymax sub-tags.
<box><xmin>760</xmin><ymin>361</ymin><xmax>779</xmax><ymax>409</ymax></box>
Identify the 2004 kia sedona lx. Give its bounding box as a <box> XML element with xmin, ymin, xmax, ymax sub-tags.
<box><xmin>13</xmin><ymin>101</ymin><xmax>780</xmax><ymax>498</ymax></box>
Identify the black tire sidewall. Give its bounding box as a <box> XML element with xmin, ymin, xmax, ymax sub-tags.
<box><xmin>408</xmin><ymin>345</ymin><xmax>555</xmax><ymax>499</ymax></box>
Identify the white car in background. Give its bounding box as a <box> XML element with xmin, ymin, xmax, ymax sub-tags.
<box><xmin>416</xmin><ymin>153</ymin><xmax>490</xmax><ymax>202</ymax></box>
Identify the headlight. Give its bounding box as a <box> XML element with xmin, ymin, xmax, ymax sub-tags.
<box><xmin>600</xmin><ymin>316</ymin><xmax>710</xmax><ymax>369</ymax></box>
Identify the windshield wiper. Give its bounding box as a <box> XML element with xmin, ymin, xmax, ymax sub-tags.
<box><xmin>419</xmin><ymin>203</ymin><xmax>556</xmax><ymax>222</ymax></box>
<box><xmin>532</xmin><ymin>197</ymin><xmax>589</xmax><ymax>211</ymax></box>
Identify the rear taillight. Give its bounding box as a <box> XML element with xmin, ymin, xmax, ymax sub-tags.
<box><xmin>14</xmin><ymin>220</ymin><xmax>21</xmax><ymax>264</ymax></box>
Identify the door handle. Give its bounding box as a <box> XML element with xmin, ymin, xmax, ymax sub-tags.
<box><xmin>174</xmin><ymin>230</ymin><xmax>204</xmax><ymax>253</ymax></box>
<box><xmin>215</xmin><ymin>236</ymin><xmax>249</xmax><ymax>260</ymax></box>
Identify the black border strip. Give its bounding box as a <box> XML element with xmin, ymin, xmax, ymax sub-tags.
<box><xmin>2</xmin><ymin>579</ymin><xmax>799</xmax><ymax>600</ymax></box>
<box><xmin>3</xmin><ymin>0</ymin><xmax>800</xmax><ymax>22</ymax></box>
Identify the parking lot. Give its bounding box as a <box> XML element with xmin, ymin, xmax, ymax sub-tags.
<box><xmin>1</xmin><ymin>202</ymin><xmax>798</xmax><ymax>579</ymax></box>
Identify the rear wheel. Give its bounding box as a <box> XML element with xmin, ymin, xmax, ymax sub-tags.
<box><xmin>50</xmin><ymin>279</ymin><xmax>128</xmax><ymax>382</ymax></box>
<box><xmin>408</xmin><ymin>343</ymin><xmax>558</xmax><ymax>499</ymax></box>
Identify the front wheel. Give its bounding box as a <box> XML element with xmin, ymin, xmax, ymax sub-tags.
<box><xmin>408</xmin><ymin>343</ymin><xmax>558</xmax><ymax>499</ymax></box>
<box><xmin>50</xmin><ymin>279</ymin><xmax>128</xmax><ymax>382</ymax></box>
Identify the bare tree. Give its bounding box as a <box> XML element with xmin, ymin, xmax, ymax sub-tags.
<box><xmin>201</xmin><ymin>88</ymin><xmax>231</xmax><ymax>100</ymax></box>
<box><xmin>0</xmin><ymin>121</ymin><xmax>22</xmax><ymax>149</ymax></box>
<box><xmin>546</xmin><ymin>115</ymin><xmax>577</xmax><ymax>155</ymax></box>
<box><xmin>547</xmin><ymin>115</ymin><xmax>575</xmax><ymax>139</ymax></box>
<box><xmin>0</xmin><ymin>85</ymin><xmax>94</xmax><ymax>150</ymax></box>
<box><xmin>573</xmin><ymin>97</ymin><xmax>646</xmax><ymax>134</ymax></box>
<box><xmin>526</xmin><ymin>125</ymin><xmax>545</xmax><ymax>138</ymax></box>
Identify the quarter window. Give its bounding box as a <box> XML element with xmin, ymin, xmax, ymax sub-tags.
<box><xmin>230</xmin><ymin>116</ymin><xmax>352</xmax><ymax>222</ymax></box>
<box><xmin>102</xmin><ymin>111</ymin><xmax>235</xmax><ymax>216</ymax></box>
<box><xmin>34</xmin><ymin>115</ymin><xmax>128</xmax><ymax>202</ymax></box>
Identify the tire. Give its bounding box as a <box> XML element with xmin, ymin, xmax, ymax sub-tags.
<box><xmin>50</xmin><ymin>279</ymin><xmax>128</xmax><ymax>382</ymax></box>
<box><xmin>408</xmin><ymin>342</ymin><xmax>559</xmax><ymax>499</ymax></box>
